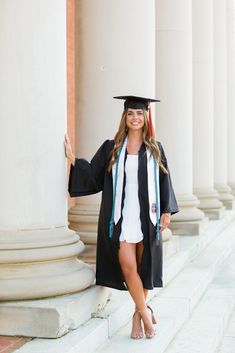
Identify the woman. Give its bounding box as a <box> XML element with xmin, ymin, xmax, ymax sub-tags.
<box><xmin>64</xmin><ymin>95</ymin><xmax>179</xmax><ymax>340</ymax></box>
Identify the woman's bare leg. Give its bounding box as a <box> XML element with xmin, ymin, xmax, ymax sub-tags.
<box><xmin>133</xmin><ymin>240</ymin><xmax>148</xmax><ymax>323</ymax></box>
<box><xmin>118</xmin><ymin>240</ymin><xmax>154</xmax><ymax>338</ymax></box>
<box><xmin>136</xmin><ymin>240</ymin><xmax>157</xmax><ymax>337</ymax></box>
<box><xmin>119</xmin><ymin>240</ymin><xmax>146</xmax><ymax>338</ymax></box>
<box><xmin>118</xmin><ymin>241</ymin><xmax>146</xmax><ymax>311</ymax></box>
<box><xmin>136</xmin><ymin>240</ymin><xmax>148</xmax><ymax>303</ymax></box>
<box><xmin>131</xmin><ymin>241</ymin><xmax>151</xmax><ymax>335</ymax></box>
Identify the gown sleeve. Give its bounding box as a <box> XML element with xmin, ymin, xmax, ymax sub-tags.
<box><xmin>68</xmin><ymin>139</ymin><xmax>111</xmax><ymax>197</ymax></box>
<box><xmin>157</xmin><ymin>141</ymin><xmax>179</xmax><ymax>216</ymax></box>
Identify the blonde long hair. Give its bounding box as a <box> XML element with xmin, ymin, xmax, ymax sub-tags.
<box><xmin>107</xmin><ymin>109</ymin><xmax>168</xmax><ymax>174</ymax></box>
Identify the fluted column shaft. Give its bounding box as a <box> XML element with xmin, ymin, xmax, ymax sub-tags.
<box><xmin>227</xmin><ymin>0</ymin><xmax>235</xmax><ymax>196</ymax></box>
<box><xmin>213</xmin><ymin>0</ymin><xmax>235</xmax><ymax>209</ymax></box>
<box><xmin>0</xmin><ymin>0</ymin><xmax>94</xmax><ymax>300</ymax></box>
<box><xmin>192</xmin><ymin>0</ymin><xmax>224</xmax><ymax>219</ymax></box>
<box><xmin>156</xmin><ymin>0</ymin><xmax>208</xmax><ymax>235</ymax></box>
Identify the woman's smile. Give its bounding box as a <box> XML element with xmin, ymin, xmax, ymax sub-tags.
<box><xmin>126</xmin><ymin>108</ymin><xmax>145</xmax><ymax>130</ymax></box>
<box><xmin>131</xmin><ymin>121</ymin><xmax>141</xmax><ymax>126</ymax></box>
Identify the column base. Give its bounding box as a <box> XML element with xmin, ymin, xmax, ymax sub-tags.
<box><xmin>0</xmin><ymin>285</ymin><xmax>110</xmax><ymax>338</ymax></box>
<box><xmin>79</xmin><ymin>244</ymin><xmax>97</xmax><ymax>265</ymax></box>
<box><xmin>229</xmin><ymin>183</ymin><xmax>235</xmax><ymax>197</ymax></box>
<box><xmin>223</xmin><ymin>199</ymin><xmax>235</xmax><ymax>209</ymax></box>
<box><xmin>171</xmin><ymin>193</ymin><xmax>209</xmax><ymax>235</ymax></box>
<box><xmin>68</xmin><ymin>203</ymin><xmax>99</xmax><ymax>245</ymax></box>
<box><xmin>0</xmin><ymin>226</ymin><xmax>95</xmax><ymax>301</ymax></box>
<box><xmin>215</xmin><ymin>183</ymin><xmax>235</xmax><ymax>209</ymax></box>
<box><xmin>194</xmin><ymin>187</ymin><xmax>225</xmax><ymax>219</ymax></box>
<box><xmin>169</xmin><ymin>217</ymin><xmax>209</xmax><ymax>235</ymax></box>
<box><xmin>203</xmin><ymin>206</ymin><xmax>226</xmax><ymax>220</ymax></box>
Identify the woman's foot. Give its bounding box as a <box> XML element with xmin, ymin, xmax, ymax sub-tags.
<box><xmin>138</xmin><ymin>306</ymin><xmax>156</xmax><ymax>339</ymax></box>
<box><xmin>130</xmin><ymin>310</ymin><xmax>144</xmax><ymax>339</ymax></box>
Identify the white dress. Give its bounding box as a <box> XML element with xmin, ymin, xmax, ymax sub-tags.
<box><xmin>119</xmin><ymin>154</ymin><xmax>144</xmax><ymax>243</ymax></box>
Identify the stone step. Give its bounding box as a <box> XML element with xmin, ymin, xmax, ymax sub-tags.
<box><xmin>0</xmin><ymin>282</ymin><xmax>111</xmax><ymax>339</ymax></box>
<box><xmin>13</xmin><ymin>211</ymin><xmax>235</xmax><ymax>353</ymax></box>
<box><xmin>164</xmin><ymin>248</ymin><xmax>235</xmax><ymax>353</ymax></box>
<box><xmin>163</xmin><ymin>210</ymin><xmax>235</xmax><ymax>287</ymax></box>
<box><xmin>162</xmin><ymin>234</ymin><xmax>180</xmax><ymax>259</ymax></box>
<box><xmin>217</xmin><ymin>309</ymin><xmax>235</xmax><ymax>353</ymax></box>
<box><xmin>209</xmin><ymin>251</ymin><xmax>235</xmax><ymax>353</ymax></box>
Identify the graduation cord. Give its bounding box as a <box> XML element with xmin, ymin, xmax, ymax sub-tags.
<box><xmin>153</xmin><ymin>153</ymin><xmax>161</xmax><ymax>246</ymax></box>
<box><xmin>109</xmin><ymin>146</ymin><xmax>123</xmax><ymax>239</ymax></box>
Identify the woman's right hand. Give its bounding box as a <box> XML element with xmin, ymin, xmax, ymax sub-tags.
<box><xmin>64</xmin><ymin>133</ymin><xmax>75</xmax><ymax>166</ymax></box>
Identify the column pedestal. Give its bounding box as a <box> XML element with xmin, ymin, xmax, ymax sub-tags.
<box><xmin>0</xmin><ymin>285</ymin><xmax>110</xmax><ymax>338</ymax></box>
<box><xmin>229</xmin><ymin>184</ymin><xmax>235</xmax><ymax>197</ymax></box>
<box><xmin>215</xmin><ymin>184</ymin><xmax>235</xmax><ymax>209</ymax></box>
<box><xmin>170</xmin><ymin>194</ymin><xmax>209</xmax><ymax>235</ymax></box>
<box><xmin>194</xmin><ymin>188</ymin><xmax>225</xmax><ymax>219</ymax></box>
<box><xmin>69</xmin><ymin>203</ymin><xmax>99</xmax><ymax>264</ymax></box>
<box><xmin>0</xmin><ymin>226</ymin><xmax>96</xmax><ymax>300</ymax></box>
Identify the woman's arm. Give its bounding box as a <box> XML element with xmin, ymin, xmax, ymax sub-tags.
<box><xmin>64</xmin><ymin>134</ymin><xmax>75</xmax><ymax>166</ymax></box>
<box><xmin>65</xmin><ymin>137</ymin><xmax>112</xmax><ymax>197</ymax></box>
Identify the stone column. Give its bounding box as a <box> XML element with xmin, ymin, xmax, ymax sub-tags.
<box><xmin>0</xmin><ymin>0</ymin><xmax>95</xmax><ymax>300</ymax></box>
<box><xmin>213</xmin><ymin>0</ymin><xmax>235</xmax><ymax>208</ymax></box>
<box><xmin>192</xmin><ymin>0</ymin><xmax>225</xmax><ymax>219</ymax></box>
<box><xmin>156</xmin><ymin>0</ymin><xmax>208</xmax><ymax>235</ymax></box>
<box><xmin>227</xmin><ymin>0</ymin><xmax>235</xmax><ymax>197</ymax></box>
<box><xmin>68</xmin><ymin>0</ymin><xmax>160</xmax><ymax>261</ymax></box>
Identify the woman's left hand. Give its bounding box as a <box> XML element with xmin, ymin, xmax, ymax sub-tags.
<box><xmin>160</xmin><ymin>212</ymin><xmax>171</xmax><ymax>233</ymax></box>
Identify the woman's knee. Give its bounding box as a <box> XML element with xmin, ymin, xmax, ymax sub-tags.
<box><xmin>120</xmin><ymin>260</ymin><xmax>137</xmax><ymax>277</ymax></box>
<box><xmin>118</xmin><ymin>241</ymin><xmax>137</xmax><ymax>276</ymax></box>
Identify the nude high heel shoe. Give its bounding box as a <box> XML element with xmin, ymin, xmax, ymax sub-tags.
<box><xmin>130</xmin><ymin>310</ymin><xmax>144</xmax><ymax>339</ymax></box>
<box><xmin>147</xmin><ymin>304</ymin><xmax>157</xmax><ymax>325</ymax></box>
<box><xmin>137</xmin><ymin>306</ymin><xmax>156</xmax><ymax>339</ymax></box>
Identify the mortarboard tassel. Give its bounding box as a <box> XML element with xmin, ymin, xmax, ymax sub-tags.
<box><xmin>148</xmin><ymin>106</ymin><xmax>155</xmax><ymax>139</ymax></box>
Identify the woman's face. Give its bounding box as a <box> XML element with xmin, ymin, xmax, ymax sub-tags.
<box><xmin>126</xmin><ymin>108</ymin><xmax>145</xmax><ymax>132</ymax></box>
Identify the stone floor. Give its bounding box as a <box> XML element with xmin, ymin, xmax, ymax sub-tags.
<box><xmin>0</xmin><ymin>337</ymin><xmax>31</xmax><ymax>353</ymax></box>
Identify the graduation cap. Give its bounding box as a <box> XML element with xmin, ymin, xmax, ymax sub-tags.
<box><xmin>113</xmin><ymin>95</ymin><xmax>160</xmax><ymax>138</ymax></box>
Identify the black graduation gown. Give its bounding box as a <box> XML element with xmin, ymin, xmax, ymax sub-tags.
<box><xmin>68</xmin><ymin>139</ymin><xmax>179</xmax><ymax>291</ymax></box>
